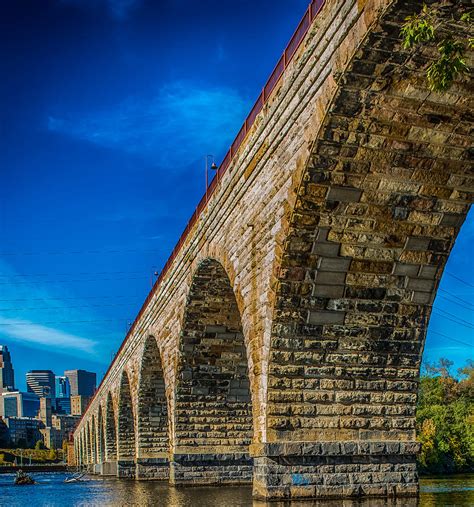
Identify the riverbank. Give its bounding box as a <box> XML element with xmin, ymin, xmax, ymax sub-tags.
<box><xmin>0</xmin><ymin>464</ymin><xmax>68</xmax><ymax>473</ymax></box>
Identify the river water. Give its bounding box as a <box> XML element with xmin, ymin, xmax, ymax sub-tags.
<box><xmin>0</xmin><ymin>473</ymin><xmax>473</xmax><ymax>506</ymax></box>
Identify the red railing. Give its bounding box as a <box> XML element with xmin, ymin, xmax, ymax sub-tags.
<box><xmin>78</xmin><ymin>0</ymin><xmax>326</xmax><ymax>426</ymax></box>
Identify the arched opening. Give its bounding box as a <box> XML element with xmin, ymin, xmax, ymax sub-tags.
<box><xmin>105</xmin><ymin>392</ymin><xmax>117</xmax><ymax>462</ymax></box>
<box><xmin>173</xmin><ymin>258</ymin><xmax>253</xmax><ymax>485</ymax></box>
<box><xmin>117</xmin><ymin>370</ymin><xmax>136</xmax><ymax>477</ymax></box>
<box><xmin>136</xmin><ymin>335</ymin><xmax>169</xmax><ymax>479</ymax></box>
<box><xmin>97</xmin><ymin>406</ymin><xmax>106</xmax><ymax>464</ymax></box>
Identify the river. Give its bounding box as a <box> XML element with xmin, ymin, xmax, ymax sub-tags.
<box><xmin>0</xmin><ymin>473</ymin><xmax>473</xmax><ymax>506</ymax></box>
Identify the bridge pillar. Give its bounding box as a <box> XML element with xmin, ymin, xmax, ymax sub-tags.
<box><xmin>117</xmin><ymin>460</ymin><xmax>136</xmax><ymax>479</ymax></box>
<box><xmin>101</xmin><ymin>461</ymin><xmax>118</xmax><ymax>476</ymax></box>
<box><xmin>169</xmin><ymin>451</ymin><xmax>253</xmax><ymax>486</ymax></box>
<box><xmin>135</xmin><ymin>456</ymin><xmax>169</xmax><ymax>480</ymax></box>
<box><xmin>251</xmin><ymin>442</ymin><xmax>420</xmax><ymax>500</ymax></box>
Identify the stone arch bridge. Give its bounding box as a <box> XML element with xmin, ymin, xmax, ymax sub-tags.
<box><xmin>74</xmin><ymin>0</ymin><xmax>473</xmax><ymax>500</ymax></box>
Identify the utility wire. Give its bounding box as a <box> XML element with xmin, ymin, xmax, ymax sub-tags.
<box><xmin>0</xmin><ymin>248</ymin><xmax>160</xmax><ymax>256</ymax></box>
<box><xmin>0</xmin><ymin>294</ymin><xmax>144</xmax><ymax>302</ymax></box>
<box><xmin>439</xmin><ymin>294</ymin><xmax>474</xmax><ymax>312</ymax></box>
<box><xmin>0</xmin><ymin>318</ymin><xmax>128</xmax><ymax>326</ymax></box>
<box><xmin>0</xmin><ymin>302</ymin><xmax>139</xmax><ymax>312</ymax></box>
<box><xmin>0</xmin><ymin>270</ymin><xmax>144</xmax><ymax>278</ymax></box>
<box><xmin>445</xmin><ymin>272</ymin><xmax>474</xmax><ymax>289</ymax></box>
<box><xmin>0</xmin><ymin>276</ymin><xmax>148</xmax><ymax>285</ymax></box>
<box><xmin>429</xmin><ymin>330</ymin><xmax>473</xmax><ymax>349</ymax></box>
<box><xmin>439</xmin><ymin>288</ymin><xmax>474</xmax><ymax>308</ymax></box>
<box><xmin>433</xmin><ymin>310</ymin><xmax>474</xmax><ymax>330</ymax></box>
<box><xmin>435</xmin><ymin>308</ymin><xmax>474</xmax><ymax>329</ymax></box>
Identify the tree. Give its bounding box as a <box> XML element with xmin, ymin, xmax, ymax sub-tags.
<box><xmin>400</xmin><ymin>4</ymin><xmax>473</xmax><ymax>91</ymax></box>
<box><xmin>48</xmin><ymin>448</ymin><xmax>57</xmax><ymax>461</ymax></box>
<box><xmin>35</xmin><ymin>440</ymin><xmax>45</xmax><ymax>451</ymax></box>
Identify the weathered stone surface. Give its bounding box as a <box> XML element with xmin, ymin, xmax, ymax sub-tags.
<box><xmin>74</xmin><ymin>0</ymin><xmax>473</xmax><ymax>501</ymax></box>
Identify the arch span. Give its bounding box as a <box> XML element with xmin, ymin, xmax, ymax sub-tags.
<box><xmin>172</xmin><ymin>258</ymin><xmax>253</xmax><ymax>485</ymax></box>
<box><xmin>97</xmin><ymin>406</ymin><xmax>105</xmax><ymax>464</ymax></box>
<box><xmin>117</xmin><ymin>371</ymin><xmax>136</xmax><ymax>478</ymax></box>
<box><xmin>260</xmin><ymin>0</ymin><xmax>473</xmax><ymax>500</ymax></box>
<box><xmin>136</xmin><ymin>335</ymin><xmax>169</xmax><ymax>479</ymax></box>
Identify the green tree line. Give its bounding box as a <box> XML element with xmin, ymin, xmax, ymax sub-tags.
<box><xmin>417</xmin><ymin>358</ymin><xmax>474</xmax><ymax>474</ymax></box>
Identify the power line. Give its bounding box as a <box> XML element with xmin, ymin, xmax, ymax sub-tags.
<box><xmin>439</xmin><ymin>288</ymin><xmax>474</xmax><ymax>308</ymax></box>
<box><xmin>430</xmin><ymin>330</ymin><xmax>473</xmax><ymax>349</ymax></box>
<box><xmin>433</xmin><ymin>310</ymin><xmax>474</xmax><ymax>330</ymax></box>
<box><xmin>0</xmin><ymin>276</ymin><xmax>148</xmax><ymax>285</ymax></box>
<box><xmin>0</xmin><ymin>248</ymin><xmax>160</xmax><ymax>257</ymax></box>
<box><xmin>0</xmin><ymin>270</ymin><xmax>144</xmax><ymax>278</ymax></box>
<box><xmin>0</xmin><ymin>294</ymin><xmax>144</xmax><ymax>302</ymax></box>
<box><xmin>0</xmin><ymin>318</ymin><xmax>128</xmax><ymax>326</ymax></box>
<box><xmin>439</xmin><ymin>294</ymin><xmax>474</xmax><ymax>312</ymax></box>
<box><xmin>0</xmin><ymin>302</ymin><xmax>140</xmax><ymax>312</ymax></box>
<box><xmin>445</xmin><ymin>272</ymin><xmax>474</xmax><ymax>289</ymax></box>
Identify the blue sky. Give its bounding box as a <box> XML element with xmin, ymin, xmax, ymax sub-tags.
<box><xmin>0</xmin><ymin>0</ymin><xmax>472</xmax><ymax>391</ymax></box>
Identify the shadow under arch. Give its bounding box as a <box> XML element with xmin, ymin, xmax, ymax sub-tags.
<box><xmin>105</xmin><ymin>392</ymin><xmax>117</xmax><ymax>464</ymax></box>
<box><xmin>172</xmin><ymin>257</ymin><xmax>253</xmax><ymax>485</ymax></box>
<box><xmin>136</xmin><ymin>335</ymin><xmax>169</xmax><ymax>480</ymax></box>
<box><xmin>90</xmin><ymin>414</ymin><xmax>97</xmax><ymax>466</ymax></box>
<box><xmin>117</xmin><ymin>370</ymin><xmax>136</xmax><ymax>478</ymax></box>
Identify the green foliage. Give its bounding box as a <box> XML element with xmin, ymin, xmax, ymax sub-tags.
<box><xmin>401</xmin><ymin>4</ymin><xmax>473</xmax><ymax>91</ymax></box>
<box><xmin>35</xmin><ymin>440</ymin><xmax>46</xmax><ymax>451</ymax></box>
<box><xmin>417</xmin><ymin>359</ymin><xmax>474</xmax><ymax>474</ymax></box>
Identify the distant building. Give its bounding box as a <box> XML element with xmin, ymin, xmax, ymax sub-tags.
<box><xmin>64</xmin><ymin>369</ymin><xmax>96</xmax><ymax>397</ymax></box>
<box><xmin>40</xmin><ymin>426</ymin><xmax>62</xmax><ymax>450</ymax></box>
<box><xmin>0</xmin><ymin>390</ymin><xmax>40</xmax><ymax>418</ymax></box>
<box><xmin>39</xmin><ymin>397</ymin><xmax>52</xmax><ymax>427</ymax></box>
<box><xmin>0</xmin><ymin>345</ymin><xmax>15</xmax><ymax>392</ymax></box>
<box><xmin>4</xmin><ymin>417</ymin><xmax>42</xmax><ymax>447</ymax></box>
<box><xmin>26</xmin><ymin>370</ymin><xmax>56</xmax><ymax>399</ymax></box>
<box><xmin>70</xmin><ymin>395</ymin><xmax>90</xmax><ymax>416</ymax></box>
<box><xmin>55</xmin><ymin>397</ymin><xmax>71</xmax><ymax>415</ymax></box>
<box><xmin>55</xmin><ymin>376</ymin><xmax>70</xmax><ymax>398</ymax></box>
<box><xmin>52</xmin><ymin>413</ymin><xmax>80</xmax><ymax>442</ymax></box>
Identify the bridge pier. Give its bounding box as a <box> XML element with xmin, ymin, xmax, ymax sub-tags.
<box><xmin>169</xmin><ymin>452</ymin><xmax>253</xmax><ymax>486</ymax></box>
<box><xmin>251</xmin><ymin>442</ymin><xmax>419</xmax><ymax>500</ymax></box>
<box><xmin>136</xmin><ymin>457</ymin><xmax>169</xmax><ymax>480</ymax></box>
<box><xmin>117</xmin><ymin>460</ymin><xmax>136</xmax><ymax>479</ymax></box>
<box><xmin>100</xmin><ymin>461</ymin><xmax>118</xmax><ymax>476</ymax></box>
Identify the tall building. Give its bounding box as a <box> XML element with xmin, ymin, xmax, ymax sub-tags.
<box><xmin>55</xmin><ymin>376</ymin><xmax>70</xmax><ymax>398</ymax></box>
<box><xmin>26</xmin><ymin>370</ymin><xmax>56</xmax><ymax>398</ymax></box>
<box><xmin>0</xmin><ymin>345</ymin><xmax>15</xmax><ymax>392</ymax></box>
<box><xmin>70</xmin><ymin>395</ymin><xmax>90</xmax><ymax>416</ymax></box>
<box><xmin>39</xmin><ymin>397</ymin><xmax>52</xmax><ymax>427</ymax></box>
<box><xmin>0</xmin><ymin>391</ymin><xmax>40</xmax><ymax>418</ymax></box>
<box><xmin>64</xmin><ymin>369</ymin><xmax>96</xmax><ymax>397</ymax></box>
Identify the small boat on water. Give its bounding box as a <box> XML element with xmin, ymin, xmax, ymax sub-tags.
<box><xmin>14</xmin><ymin>470</ymin><xmax>36</xmax><ymax>485</ymax></box>
<box><xmin>64</xmin><ymin>472</ymin><xmax>86</xmax><ymax>483</ymax></box>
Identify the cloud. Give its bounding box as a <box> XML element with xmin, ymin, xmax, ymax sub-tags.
<box><xmin>59</xmin><ymin>0</ymin><xmax>142</xmax><ymax>20</ymax></box>
<box><xmin>47</xmin><ymin>81</ymin><xmax>250</xmax><ymax>167</ymax></box>
<box><xmin>0</xmin><ymin>316</ymin><xmax>97</xmax><ymax>354</ymax></box>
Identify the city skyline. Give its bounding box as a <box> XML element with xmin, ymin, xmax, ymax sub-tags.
<box><xmin>1</xmin><ymin>0</ymin><xmax>472</xmax><ymax>392</ymax></box>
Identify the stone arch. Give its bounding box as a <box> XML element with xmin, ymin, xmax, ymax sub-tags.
<box><xmin>117</xmin><ymin>370</ymin><xmax>136</xmax><ymax>463</ymax></box>
<box><xmin>137</xmin><ymin>335</ymin><xmax>168</xmax><ymax>456</ymax></box>
<box><xmin>263</xmin><ymin>0</ymin><xmax>473</xmax><ymax>499</ymax></box>
<box><xmin>105</xmin><ymin>392</ymin><xmax>117</xmax><ymax>461</ymax></box>
<box><xmin>97</xmin><ymin>405</ymin><xmax>106</xmax><ymax>464</ymax></box>
<box><xmin>173</xmin><ymin>258</ymin><xmax>253</xmax><ymax>484</ymax></box>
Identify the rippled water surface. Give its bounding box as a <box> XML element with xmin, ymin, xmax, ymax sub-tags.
<box><xmin>0</xmin><ymin>473</ymin><xmax>473</xmax><ymax>506</ymax></box>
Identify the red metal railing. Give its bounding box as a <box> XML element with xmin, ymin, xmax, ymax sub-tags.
<box><xmin>78</xmin><ymin>0</ymin><xmax>326</xmax><ymax>426</ymax></box>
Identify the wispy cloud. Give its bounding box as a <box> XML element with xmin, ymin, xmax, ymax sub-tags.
<box><xmin>59</xmin><ymin>0</ymin><xmax>142</xmax><ymax>20</ymax></box>
<box><xmin>47</xmin><ymin>81</ymin><xmax>250</xmax><ymax>167</ymax></box>
<box><xmin>0</xmin><ymin>317</ymin><xmax>97</xmax><ymax>354</ymax></box>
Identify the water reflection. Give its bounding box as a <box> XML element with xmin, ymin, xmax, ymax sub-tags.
<box><xmin>0</xmin><ymin>473</ymin><xmax>472</xmax><ymax>506</ymax></box>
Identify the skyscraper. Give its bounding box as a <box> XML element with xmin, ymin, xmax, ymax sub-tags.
<box><xmin>26</xmin><ymin>370</ymin><xmax>56</xmax><ymax>398</ymax></box>
<box><xmin>55</xmin><ymin>376</ymin><xmax>70</xmax><ymax>398</ymax></box>
<box><xmin>0</xmin><ymin>345</ymin><xmax>15</xmax><ymax>392</ymax></box>
<box><xmin>64</xmin><ymin>369</ymin><xmax>96</xmax><ymax>397</ymax></box>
